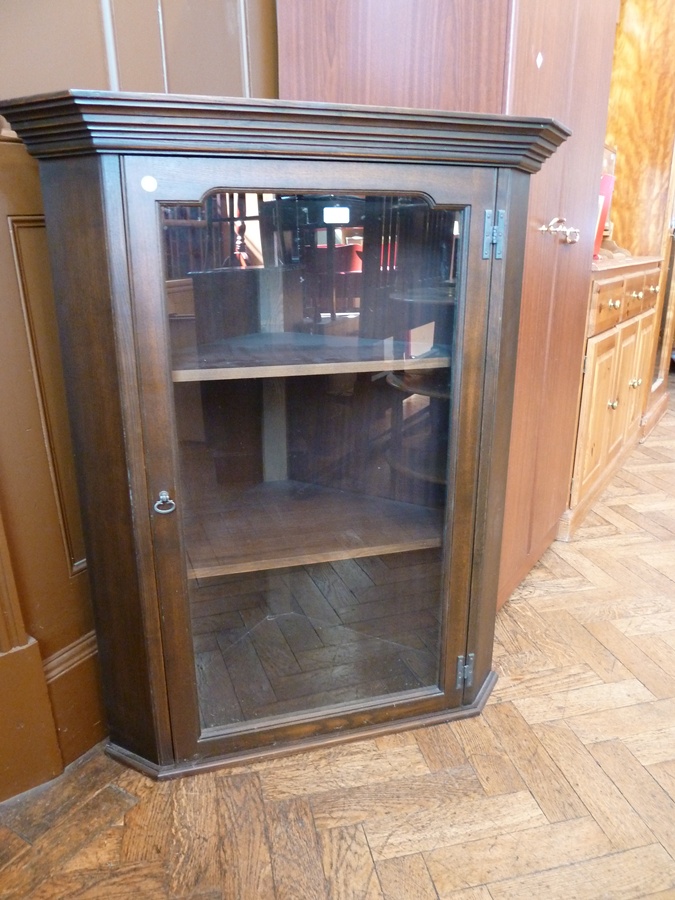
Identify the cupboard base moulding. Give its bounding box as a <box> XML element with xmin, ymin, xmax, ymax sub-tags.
<box><xmin>105</xmin><ymin>671</ymin><xmax>498</xmax><ymax>780</ymax></box>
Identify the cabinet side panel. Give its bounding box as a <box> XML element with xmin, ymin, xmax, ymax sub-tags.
<box><xmin>465</xmin><ymin>170</ymin><xmax>530</xmax><ymax>700</ymax></box>
<box><xmin>38</xmin><ymin>158</ymin><xmax>163</xmax><ymax>764</ymax></box>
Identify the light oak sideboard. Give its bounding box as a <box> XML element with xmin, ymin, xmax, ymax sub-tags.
<box><xmin>559</xmin><ymin>256</ymin><xmax>662</xmax><ymax>540</ymax></box>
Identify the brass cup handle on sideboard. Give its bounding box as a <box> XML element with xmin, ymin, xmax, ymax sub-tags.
<box><xmin>538</xmin><ymin>216</ymin><xmax>581</xmax><ymax>243</ymax></box>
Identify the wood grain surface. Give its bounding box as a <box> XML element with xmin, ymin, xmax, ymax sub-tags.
<box><xmin>605</xmin><ymin>0</ymin><xmax>675</xmax><ymax>258</ymax></box>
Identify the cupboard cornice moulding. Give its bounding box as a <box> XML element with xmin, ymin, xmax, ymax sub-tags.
<box><xmin>0</xmin><ymin>90</ymin><xmax>569</xmax><ymax>173</ymax></box>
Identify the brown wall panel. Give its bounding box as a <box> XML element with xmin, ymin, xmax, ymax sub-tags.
<box><xmin>10</xmin><ymin>219</ymin><xmax>88</xmax><ymax>575</ymax></box>
<box><xmin>506</xmin><ymin>0</ymin><xmax>577</xmax><ymax>120</ymax></box>
<box><xmin>277</xmin><ymin>0</ymin><xmax>510</xmax><ymax>113</ymax></box>
<box><xmin>44</xmin><ymin>633</ymin><xmax>106</xmax><ymax>765</ymax></box>
<box><xmin>0</xmin><ymin>639</ymin><xmax>63</xmax><ymax>802</ymax></box>
<box><xmin>2</xmin><ymin>212</ymin><xmax>93</xmax><ymax>656</ymax></box>
<box><xmin>0</xmin><ymin>510</ymin><xmax>26</xmax><ymax>653</ymax></box>
<box><xmin>0</xmin><ymin>508</ymin><xmax>62</xmax><ymax>800</ymax></box>
<box><xmin>0</xmin><ymin>138</ymin><xmax>105</xmax><ymax>789</ymax></box>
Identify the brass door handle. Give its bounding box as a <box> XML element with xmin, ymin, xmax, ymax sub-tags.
<box><xmin>539</xmin><ymin>216</ymin><xmax>580</xmax><ymax>243</ymax></box>
<box><xmin>539</xmin><ymin>216</ymin><xmax>566</xmax><ymax>233</ymax></box>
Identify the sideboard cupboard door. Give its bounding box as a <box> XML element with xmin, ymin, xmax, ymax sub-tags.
<box><xmin>0</xmin><ymin>92</ymin><xmax>566</xmax><ymax>775</ymax></box>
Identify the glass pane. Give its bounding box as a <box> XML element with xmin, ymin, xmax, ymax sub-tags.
<box><xmin>163</xmin><ymin>191</ymin><xmax>462</xmax><ymax>732</ymax></box>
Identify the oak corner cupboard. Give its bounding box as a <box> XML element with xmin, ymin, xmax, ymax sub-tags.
<box><xmin>0</xmin><ymin>91</ymin><xmax>566</xmax><ymax>777</ymax></box>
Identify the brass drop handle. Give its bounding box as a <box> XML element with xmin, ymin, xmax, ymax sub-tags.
<box><xmin>608</xmin><ymin>298</ymin><xmax>621</xmax><ymax>309</ymax></box>
<box><xmin>608</xmin><ymin>399</ymin><xmax>619</xmax><ymax>409</ymax></box>
<box><xmin>629</xmin><ymin>378</ymin><xmax>643</xmax><ymax>389</ymax></box>
<box><xmin>649</xmin><ymin>284</ymin><xmax>660</xmax><ymax>294</ymax></box>
<box><xmin>631</xmin><ymin>290</ymin><xmax>644</xmax><ymax>299</ymax></box>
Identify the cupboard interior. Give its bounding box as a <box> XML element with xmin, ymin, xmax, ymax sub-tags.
<box><xmin>164</xmin><ymin>190</ymin><xmax>462</xmax><ymax>729</ymax></box>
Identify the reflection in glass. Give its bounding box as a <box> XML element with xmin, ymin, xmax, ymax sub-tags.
<box><xmin>163</xmin><ymin>191</ymin><xmax>462</xmax><ymax>731</ymax></box>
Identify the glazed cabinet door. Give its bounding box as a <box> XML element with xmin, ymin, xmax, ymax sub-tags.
<box><xmin>121</xmin><ymin>154</ymin><xmax>503</xmax><ymax>762</ymax></box>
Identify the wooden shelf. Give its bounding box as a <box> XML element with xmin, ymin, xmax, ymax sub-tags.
<box><xmin>389</xmin><ymin>285</ymin><xmax>456</xmax><ymax>305</ymax></box>
<box><xmin>183</xmin><ymin>480</ymin><xmax>443</xmax><ymax>579</ymax></box>
<box><xmin>172</xmin><ymin>331</ymin><xmax>451</xmax><ymax>382</ymax></box>
<box><xmin>386</xmin><ymin>370</ymin><xmax>451</xmax><ymax>399</ymax></box>
<box><xmin>591</xmin><ymin>254</ymin><xmax>662</xmax><ymax>274</ymax></box>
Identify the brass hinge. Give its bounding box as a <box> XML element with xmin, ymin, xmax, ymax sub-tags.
<box><xmin>455</xmin><ymin>653</ymin><xmax>475</xmax><ymax>690</ymax></box>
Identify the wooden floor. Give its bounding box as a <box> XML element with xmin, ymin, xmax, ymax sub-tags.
<box><xmin>2</xmin><ymin>383</ymin><xmax>675</xmax><ymax>898</ymax></box>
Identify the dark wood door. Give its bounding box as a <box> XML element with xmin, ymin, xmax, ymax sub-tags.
<box><xmin>276</xmin><ymin>0</ymin><xmax>511</xmax><ymax>114</ymax></box>
<box><xmin>497</xmin><ymin>0</ymin><xmax>619</xmax><ymax>603</ymax></box>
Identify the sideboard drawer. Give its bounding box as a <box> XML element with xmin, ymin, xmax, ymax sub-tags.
<box><xmin>623</xmin><ymin>273</ymin><xmax>646</xmax><ymax>318</ymax></box>
<box><xmin>588</xmin><ymin>275</ymin><xmax>624</xmax><ymax>336</ymax></box>
<box><xmin>642</xmin><ymin>267</ymin><xmax>662</xmax><ymax>311</ymax></box>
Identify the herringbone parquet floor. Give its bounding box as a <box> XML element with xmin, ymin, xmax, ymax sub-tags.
<box><xmin>1</xmin><ymin>382</ymin><xmax>674</xmax><ymax>899</ymax></box>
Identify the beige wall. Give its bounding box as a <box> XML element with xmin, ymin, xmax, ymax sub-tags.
<box><xmin>0</xmin><ymin>0</ymin><xmax>278</xmax><ymax>102</ymax></box>
<box><xmin>0</xmin><ymin>0</ymin><xmax>110</xmax><ymax>96</ymax></box>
